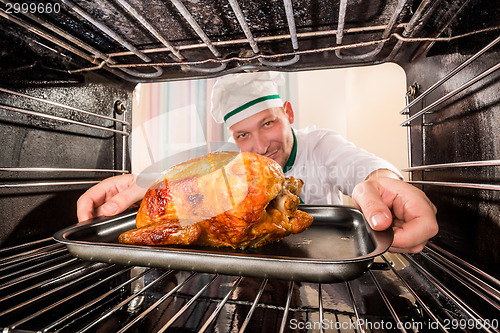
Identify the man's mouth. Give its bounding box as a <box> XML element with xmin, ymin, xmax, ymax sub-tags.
<box><xmin>265</xmin><ymin>151</ymin><xmax>278</xmax><ymax>160</ymax></box>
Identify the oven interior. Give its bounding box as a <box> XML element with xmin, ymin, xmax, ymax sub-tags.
<box><xmin>1</xmin><ymin>0</ymin><xmax>499</xmax><ymax>331</ymax></box>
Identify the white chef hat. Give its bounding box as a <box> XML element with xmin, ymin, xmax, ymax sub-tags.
<box><xmin>210</xmin><ymin>71</ymin><xmax>285</xmax><ymax>128</ymax></box>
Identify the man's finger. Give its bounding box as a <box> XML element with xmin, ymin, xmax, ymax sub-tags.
<box><xmin>390</xmin><ymin>215</ymin><xmax>438</xmax><ymax>249</ymax></box>
<box><xmin>76</xmin><ymin>174</ymin><xmax>139</xmax><ymax>222</ymax></box>
<box><xmin>352</xmin><ymin>181</ymin><xmax>393</xmax><ymax>231</ymax></box>
<box><xmin>98</xmin><ymin>183</ymin><xmax>147</xmax><ymax>217</ymax></box>
<box><xmin>76</xmin><ymin>196</ymin><xmax>96</xmax><ymax>222</ymax></box>
<box><xmin>76</xmin><ymin>180</ymin><xmax>115</xmax><ymax>222</ymax></box>
<box><xmin>389</xmin><ymin>241</ymin><xmax>427</xmax><ymax>253</ymax></box>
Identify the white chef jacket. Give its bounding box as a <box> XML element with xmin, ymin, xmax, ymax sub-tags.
<box><xmin>284</xmin><ymin>126</ymin><xmax>402</xmax><ymax>205</ymax></box>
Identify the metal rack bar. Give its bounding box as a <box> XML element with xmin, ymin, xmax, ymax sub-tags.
<box><xmin>0</xmin><ymin>180</ymin><xmax>100</xmax><ymax>189</ymax></box>
<box><xmin>117</xmin><ymin>271</ymin><xmax>197</xmax><ymax>333</ymax></box>
<box><xmin>400</xmin><ymin>61</ymin><xmax>500</xmax><ymax>126</ymax></box>
<box><xmin>3</xmin><ymin>263</ymin><xmax>112</xmax><ymax>329</ymax></box>
<box><xmin>112</xmin><ymin>23</ymin><xmax>472</xmax><ymax>53</ymax></box>
<box><xmin>104</xmin><ymin>30</ymin><xmax>490</xmax><ymax>70</ymax></box>
<box><xmin>2</xmin><ymin>263</ymin><xmax>121</xmax><ymax>307</ymax></box>
<box><xmin>400</xmin><ymin>31</ymin><xmax>500</xmax><ymax>107</ymax></box>
<box><xmin>159</xmin><ymin>274</ymin><xmax>220</xmax><ymax>332</ymax></box>
<box><xmin>402</xmin><ymin>160</ymin><xmax>500</xmax><ymax>171</ymax></box>
<box><xmin>106</xmin><ymin>38</ymin><xmax>390</xmax><ymax>69</ymax></box>
<box><xmin>407</xmin><ymin>180</ymin><xmax>500</xmax><ymax>191</ymax></box>
<box><xmin>345</xmin><ymin>281</ymin><xmax>366</xmax><ymax>333</ymax></box>
<box><xmin>0</xmin><ymin>257</ymin><xmax>80</xmax><ymax>293</ymax></box>
<box><xmin>170</xmin><ymin>0</ymin><xmax>218</xmax><ymax>57</ymax></box>
<box><xmin>108</xmin><ymin>23</ymin><xmax>408</xmax><ymax>57</ymax></box>
<box><xmin>0</xmin><ymin>6</ymin><xmax>135</xmax><ymax>82</ymax></box>
<box><xmin>228</xmin><ymin>0</ymin><xmax>300</xmax><ymax>67</ymax></box>
<box><xmin>318</xmin><ymin>283</ymin><xmax>325</xmax><ymax>333</ymax></box>
<box><xmin>278</xmin><ymin>281</ymin><xmax>294</xmax><ymax>333</ymax></box>
<box><xmin>0</xmin><ymin>243</ymin><xmax>62</xmax><ymax>266</ymax></box>
<box><xmin>0</xmin><ymin>87</ymin><xmax>129</xmax><ymax>126</ymax></box>
<box><xmin>4</xmin><ymin>0</ymin><xmax>498</xmax><ymax>78</ymax></box>
<box><xmin>335</xmin><ymin>0</ymin><xmax>408</xmax><ymax>60</ymax></box>
<box><xmin>336</xmin><ymin>0</ymin><xmax>347</xmax><ymax>46</ymax></box>
<box><xmin>0</xmin><ymin>7</ymin><xmax>99</xmax><ymax>66</ymax></box>
<box><xmin>404</xmin><ymin>86</ymin><xmax>415</xmax><ymax>180</ymax></box>
<box><xmin>386</xmin><ymin>0</ymin><xmax>435</xmax><ymax>61</ymax></box>
<box><xmin>114</xmin><ymin>0</ymin><xmax>184</xmax><ymax>61</ymax></box>
<box><xmin>420</xmin><ymin>251</ymin><xmax>500</xmax><ymax>308</ymax></box>
<box><xmin>258</xmin><ymin>0</ymin><xmax>300</xmax><ymax>67</ymax></box>
<box><xmin>62</xmin><ymin>27</ymin><xmax>497</xmax><ymax>73</ymax></box>
<box><xmin>43</xmin><ymin>267</ymin><xmax>152</xmax><ymax>332</ymax></box>
<box><xmin>409</xmin><ymin>0</ymin><xmax>480</xmax><ymax>62</ymax></box>
<box><xmin>60</xmin><ymin>0</ymin><xmax>163</xmax><ymax>78</ymax></box>
<box><xmin>0</xmin><ymin>247</ymin><xmax>66</xmax><ymax>275</ymax></box>
<box><xmin>427</xmin><ymin>243</ymin><xmax>500</xmax><ymax>288</ymax></box>
<box><xmin>121</xmin><ymin>110</ymin><xmax>128</xmax><ymax>172</ymax></box>
<box><xmin>227</xmin><ymin>0</ymin><xmax>260</xmax><ymax>55</ymax></box>
<box><xmin>403</xmin><ymin>254</ymin><xmax>498</xmax><ymax>333</ymax></box>
<box><xmin>239</xmin><ymin>278</ymin><xmax>268</xmax><ymax>333</ymax></box>
<box><xmin>199</xmin><ymin>275</ymin><xmax>243</xmax><ymax>333</ymax></box>
<box><xmin>0</xmin><ymin>238</ymin><xmax>498</xmax><ymax>332</ymax></box>
<box><xmin>0</xmin><ymin>167</ymin><xmax>128</xmax><ymax>173</ymax></box>
<box><xmin>380</xmin><ymin>255</ymin><xmax>449</xmax><ymax>332</ymax></box>
<box><xmin>109</xmin><ymin>23</ymin><xmax>497</xmax><ymax>58</ymax></box>
<box><xmin>368</xmin><ymin>270</ymin><xmax>408</xmax><ymax>332</ymax></box>
<box><xmin>0</xmin><ymin>104</ymin><xmax>129</xmax><ymax>135</ymax></box>
<box><xmin>80</xmin><ymin>269</ymin><xmax>175</xmax><ymax>332</ymax></box>
<box><xmin>0</xmin><ymin>237</ymin><xmax>52</xmax><ymax>254</ymax></box>
<box><xmin>0</xmin><ymin>252</ymin><xmax>73</xmax><ymax>282</ymax></box>
<box><xmin>170</xmin><ymin>0</ymin><xmax>226</xmax><ymax>73</ymax></box>
<box><xmin>10</xmin><ymin>266</ymin><xmax>128</xmax><ymax>330</ymax></box>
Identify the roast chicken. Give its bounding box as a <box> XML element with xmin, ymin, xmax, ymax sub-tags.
<box><xmin>118</xmin><ymin>151</ymin><xmax>313</xmax><ymax>249</ymax></box>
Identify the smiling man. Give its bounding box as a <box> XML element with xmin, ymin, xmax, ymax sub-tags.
<box><xmin>210</xmin><ymin>71</ymin><xmax>438</xmax><ymax>252</ymax></box>
<box><xmin>77</xmin><ymin>71</ymin><xmax>438</xmax><ymax>253</ymax></box>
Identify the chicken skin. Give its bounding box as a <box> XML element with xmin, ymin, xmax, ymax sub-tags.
<box><xmin>118</xmin><ymin>152</ymin><xmax>313</xmax><ymax>249</ymax></box>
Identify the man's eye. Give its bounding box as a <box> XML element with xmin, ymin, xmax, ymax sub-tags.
<box><xmin>237</xmin><ymin>133</ymin><xmax>248</xmax><ymax>139</ymax></box>
<box><xmin>263</xmin><ymin>121</ymin><xmax>272</xmax><ymax>127</ymax></box>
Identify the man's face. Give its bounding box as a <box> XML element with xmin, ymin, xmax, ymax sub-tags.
<box><xmin>229</xmin><ymin>105</ymin><xmax>294</xmax><ymax>168</ymax></box>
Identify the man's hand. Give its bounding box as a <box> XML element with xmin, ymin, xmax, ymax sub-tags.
<box><xmin>77</xmin><ymin>174</ymin><xmax>147</xmax><ymax>222</ymax></box>
<box><xmin>352</xmin><ymin>170</ymin><xmax>438</xmax><ymax>253</ymax></box>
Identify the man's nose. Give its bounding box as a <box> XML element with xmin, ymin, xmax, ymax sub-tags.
<box><xmin>252</xmin><ymin>136</ymin><xmax>269</xmax><ymax>155</ymax></box>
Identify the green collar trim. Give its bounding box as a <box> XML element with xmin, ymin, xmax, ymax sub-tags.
<box><xmin>283</xmin><ymin>128</ymin><xmax>297</xmax><ymax>173</ymax></box>
<box><xmin>224</xmin><ymin>94</ymin><xmax>281</xmax><ymax>123</ymax></box>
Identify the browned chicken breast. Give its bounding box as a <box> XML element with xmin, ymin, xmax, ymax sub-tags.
<box><xmin>118</xmin><ymin>151</ymin><xmax>313</xmax><ymax>249</ymax></box>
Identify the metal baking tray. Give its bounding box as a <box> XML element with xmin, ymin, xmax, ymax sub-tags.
<box><xmin>54</xmin><ymin>205</ymin><xmax>393</xmax><ymax>283</ymax></box>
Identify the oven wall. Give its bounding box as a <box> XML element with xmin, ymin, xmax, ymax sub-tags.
<box><xmin>402</xmin><ymin>47</ymin><xmax>500</xmax><ymax>277</ymax></box>
<box><xmin>0</xmin><ymin>74</ymin><xmax>134</xmax><ymax>247</ymax></box>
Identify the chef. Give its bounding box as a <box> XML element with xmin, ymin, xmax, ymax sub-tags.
<box><xmin>77</xmin><ymin>71</ymin><xmax>438</xmax><ymax>253</ymax></box>
<box><xmin>211</xmin><ymin>72</ymin><xmax>404</xmax><ymax>205</ymax></box>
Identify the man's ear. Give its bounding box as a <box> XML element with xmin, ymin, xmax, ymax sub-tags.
<box><xmin>283</xmin><ymin>101</ymin><xmax>295</xmax><ymax>124</ymax></box>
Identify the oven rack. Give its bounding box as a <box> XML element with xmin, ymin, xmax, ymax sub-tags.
<box><xmin>0</xmin><ymin>87</ymin><xmax>129</xmax><ymax>136</ymax></box>
<box><xmin>399</xmin><ymin>31</ymin><xmax>500</xmax><ymax>192</ymax></box>
<box><xmin>0</xmin><ymin>238</ymin><xmax>498</xmax><ymax>332</ymax></box>
<box><xmin>0</xmin><ymin>86</ymin><xmax>129</xmax><ymax>189</ymax></box>
<box><xmin>402</xmin><ymin>157</ymin><xmax>500</xmax><ymax>192</ymax></box>
<box><xmin>1</xmin><ymin>0</ymin><xmax>498</xmax><ymax>82</ymax></box>
<box><xmin>398</xmin><ymin>35</ymin><xmax>500</xmax><ymax>121</ymax></box>
<box><xmin>399</xmin><ymin>61</ymin><xmax>500</xmax><ymax>126</ymax></box>
<box><xmin>0</xmin><ymin>0</ymin><xmax>405</xmax><ymax>81</ymax></box>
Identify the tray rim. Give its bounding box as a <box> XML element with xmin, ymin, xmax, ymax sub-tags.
<box><xmin>53</xmin><ymin>204</ymin><xmax>393</xmax><ymax>264</ymax></box>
